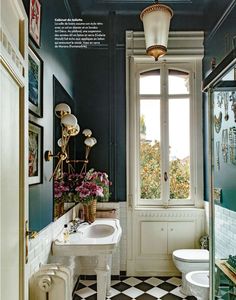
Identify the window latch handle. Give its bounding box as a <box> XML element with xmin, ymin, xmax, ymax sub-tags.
<box><xmin>164</xmin><ymin>172</ymin><xmax>168</xmax><ymax>182</ymax></box>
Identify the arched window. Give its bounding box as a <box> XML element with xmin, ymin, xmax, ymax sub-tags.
<box><xmin>128</xmin><ymin>61</ymin><xmax>203</xmax><ymax>207</ymax></box>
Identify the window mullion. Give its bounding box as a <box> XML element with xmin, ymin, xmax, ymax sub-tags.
<box><xmin>160</xmin><ymin>65</ymin><xmax>169</xmax><ymax>206</ymax></box>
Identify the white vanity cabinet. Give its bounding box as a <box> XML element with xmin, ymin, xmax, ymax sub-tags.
<box><xmin>141</xmin><ymin>221</ymin><xmax>195</xmax><ymax>255</ymax></box>
<box><xmin>127</xmin><ymin>209</ymin><xmax>205</xmax><ymax>276</ymax></box>
<box><xmin>141</xmin><ymin>222</ymin><xmax>168</xmax><ymax>254</ymax></box>
<box><xmin>167</xmin><ymin>221</ymin><xmax>195</xmax><ymax>254</ymax></box>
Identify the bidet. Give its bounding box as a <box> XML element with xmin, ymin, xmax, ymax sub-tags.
<box><xmin>186</xmin><ymin>270</ymin><xmax>209</xmax><ymax>300</ymax></box>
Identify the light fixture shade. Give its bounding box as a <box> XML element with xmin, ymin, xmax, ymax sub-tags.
<box><xmin>55</xmin><ymin>103</ymin><xmax>71</xmax><ymax>118</ymax></box>
<box><xmin>61</xmin><ymin>113</ymin><xmax>77</xmax><ymax>130</ymax></box>
<box><xmin>84</xmin><ymin>137</ymin><xmax>97</xmax><ymax>148</ymax></box>
<box><xmin>82</xmin><ymin>128</ymin><xmax>92</xmax><ymax>137</ymax></box>
<box><xmin>140</xmin><ymin>3</ymin><xmax>173</xmax><ymax>61</ymax></box>
<box><xmin>68</xmin><ymin>123</ymin><xmax>80</xmax><ymax>136</ymax></box>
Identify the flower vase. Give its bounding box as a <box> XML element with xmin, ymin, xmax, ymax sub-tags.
<box><xmin>84</xmin><ymin>199</ymin><xmax>97</xmax><ymax>223</ymax></box>
<box><xmin>64</xmin><ymin>202</ymin><xmax>74</xmax><ymax>211</ymax></box>
<box><xmin>54</xmin><ymin>201</ymin><xmax>64</xmax><ymax>219</ymax></box>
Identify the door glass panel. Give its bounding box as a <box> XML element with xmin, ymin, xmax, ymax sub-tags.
<box><xmin>140</xmin><ymin>70</ymin><xmax>160</xmax><ymax>95</ymax></box>
<box><xmin>168</xmin><ymin>69</ymin><xmax>189</xmax><ymax>95</ymax></box>
<box><xmin>169</xmin><ymin>98</ymin><xmax>190</xmax><ymax>199</ymax></box>
<box><xmin>212</xmin><ymin>64</ymin><xmax>236</xmax><ymax>299</ymax></box>
<box><xmin>140</xmin><ymin>99</ymin><xmax>161</xmax><ymax>199</ymax></box>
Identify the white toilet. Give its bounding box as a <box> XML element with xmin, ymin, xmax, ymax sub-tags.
<box><xmin>172</xmin><ymin>249</ymin><xmax>209</xmax><ymax>296</ymax></box>
<box><xmin>186</xmin><ymin>270</ymin><xmax>209</xmax><ymax>300</ymax></box>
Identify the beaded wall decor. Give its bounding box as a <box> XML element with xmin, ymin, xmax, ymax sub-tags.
<box><xmin>229</xmin><ymin>92</ymin><xmax>236</xmax><ymax>122</ymax></box>
<box><xmin>223</xmin><ymin>92</ymin><xmax>229</xmax><ymax>121</ymax></box>
<box><xmin>214</xmin><ymin>112</ymin><xmax>222</xmax><ymax>133</ymax></box>
<box><xmin>216</xmin><ymin>92</ymin><xmax>223</xmax><ymax>108</ymax></box>
<box><xmin>221</xmin><ymin>129</ymin><xmax>228</xmax><ymax>163</ymax></box>
<box><xmin>229</xmin><ymin>126</ymin><xmax>236</xmax><ymax>165</ymax></box>
<box><xmin>216</xmin><ymin>141</ymin><xmax>220</xmax><ymax>170</ymax></box>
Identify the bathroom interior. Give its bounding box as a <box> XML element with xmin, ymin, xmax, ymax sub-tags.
<box><xmin>1</xmin><ymin>0</ymin><xmax>236</xmax><ymax>300</ymax></box>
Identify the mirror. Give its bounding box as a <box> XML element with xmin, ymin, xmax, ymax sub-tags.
<box><xmin>53</xmin><ymin>75</ymin><xmax>77</xmax><ymax>219</ymax></box>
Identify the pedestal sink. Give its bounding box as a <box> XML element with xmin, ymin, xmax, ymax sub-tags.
<box><xmin>52</xmin><ymin>218</ymin><xmax>122</xmax><ymax>300</ymax></box>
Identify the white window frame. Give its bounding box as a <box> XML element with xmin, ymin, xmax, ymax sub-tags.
<box><xmin>126</xmin><ymin>31</ymin><xmax>204</xmax><ymax>208</ymax></box>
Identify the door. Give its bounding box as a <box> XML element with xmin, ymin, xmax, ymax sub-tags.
<box><xmin>203</xmin><ymin>51</ymin><xmax>236</xmax><ymax>300</ymax></box>
<box><xmin>0</xmin><ymin>0</ymin><xmax>28</xmax><ymax>300</ymax></box>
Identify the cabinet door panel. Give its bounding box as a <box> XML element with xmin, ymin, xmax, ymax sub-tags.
<box><xmin>140</xmin><ymin>222</ymin><xmax>167</xmax><ymax>255</ymax></box>
<box><xmin>168</xmin><ymin>222</ymin><xmax>195</xmax><ymax>254</ymax></box>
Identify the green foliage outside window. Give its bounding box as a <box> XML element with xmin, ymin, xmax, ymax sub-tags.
<box><xmin>140</xmin><ymin>141</ymin><xmax>190</xmax><ymax>199</ymax></box>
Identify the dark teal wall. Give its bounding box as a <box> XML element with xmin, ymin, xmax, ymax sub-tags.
<box><xmin>203</xmin><ymin>1</ymin><xmax>236</xmax><ymax>212</ymax></box>
<box><xmin>72</xmin><ymin>12</ymin><xmax>205</xmax><ymax>201</ymax></box>
<box><xmin>26</xmin><ymin>0</ymin><xmax>236</xmax><ymax>230</ymax></box>
<box><xmin>23</xmin><ymin>0</ymin><xmax>77</xmax><ymax>231</ymax></box>
<box><xmin>203</xmin><ymin>1</ymin><xmax>236</xmax><ymax>77</ymax></box>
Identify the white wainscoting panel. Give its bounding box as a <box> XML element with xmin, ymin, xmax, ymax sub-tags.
<box><xmin>127</xmin><ymin>208</ymin><xmax>205</xmax><ymax>276</ymax></box>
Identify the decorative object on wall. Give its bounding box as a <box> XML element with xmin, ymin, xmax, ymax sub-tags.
<box><xmin>140</xmin><ymin>0</ymin><xmax>173</xmax><ymax>61</ymax></box>
<box><xmin>213</xmin><ymin>188</ymin><xmax>222</xmax><ymax>204</ymax></box>
<box><xmin>28</xmin><ymin>46</ymin><xmax>43</xmax><ymax>117</ymax></box>
<box><xmin>216</xmin><ymin>141</ymin><xmax>220</xmax><ymax>170</ymax></box>
<box><xmin>28</xmin><ymin>121</ymin><xmax>43</xmax><ymax>185</ymax></box>
<box><xmin>211</xmin><ymin>57</ymin><xmax>216</xmax><ymax>70</ymax></box>
<box><xmin>229</xmin><ymin>126</ymin><xmax>236</xmax><ymax>165</ymax></box>
<box><xmin>216</xmin><ymin>92</ymin><xmax>223</xmax><ymax>108</ymax></box>
<box><xmin>223</xmin><ymin>92</ymin><xmax>229</xmax><ymax>121</ymax></box>
<box><xmin>214</xmin><ymin>112</ymin><xmax>222</xmax><ymax>133</ymax></box>
<box><xmin>221</xmin><ymin>129</ymin><xmax>228</xmax><ymax>163</ymax></box>
<box><xmin>29</xmin><ymin>0</ymin><xmax>41</xmax><ymax>47</ymax></box>
<box><xmin>45</xmin><ymin>103</ymin><xmax>97</xmax><ymax>180</ymax></box>
<box><xmin>229</xmin><ymin>91</ymin><xmax>236</xmax><ymax>122</ymax></box>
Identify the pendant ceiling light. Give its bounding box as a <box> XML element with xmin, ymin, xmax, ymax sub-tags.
<box><xmin>140</xmin><ymin>0</ymin><xmax>173</xmax><ymax>61</ymax></box>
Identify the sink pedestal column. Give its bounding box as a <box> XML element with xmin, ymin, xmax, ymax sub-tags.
<box><xmin>95</xmin><ymin>255</ymin><xmax>111</xmax><ymax>300</ymax></box>
<box><xmin>106</xmin><ymin>254</ymin><xmax>112</xmax><ymax>296</ymax></box>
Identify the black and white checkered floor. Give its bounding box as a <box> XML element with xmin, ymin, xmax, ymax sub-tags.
<box><xmin>73</xmin><ymin>276</ymin><xmax>196</xmax><ymax>300</ymax></box>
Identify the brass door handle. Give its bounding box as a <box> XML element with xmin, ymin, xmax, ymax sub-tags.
<box><xmin>25</xmin><ymin>220</ymin><xmax>38</xmax><ymax>264</ymax></box>
<box><xmin>164</xmin><ymin>172</ymin><xmax>168</xmax><ymax>182</ymax></box>
<box><xmin>26</xmin><ymin>230</ymin><xmax>38</xmax><ymax>239</ymax></box>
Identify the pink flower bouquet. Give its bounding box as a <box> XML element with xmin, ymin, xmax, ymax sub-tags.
<box><xmin>76</xmin><ymin>169</ymin><xmax>112</xmax><ymax>203</ymax></box>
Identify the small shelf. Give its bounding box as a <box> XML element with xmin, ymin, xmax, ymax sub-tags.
<box><xmin>213</xmin><ymin>81</ymin><xmax>236</xmax><ymax>91</ymax></box>
<box><xmin>202</xmin><ymin>48</ymin><xmax>236</xmax><ymax>91</ymax></box>
<box><xmin>215</xmin><ymin>260</ymin><xmax>236</xmax><ymax>286</ymax></box>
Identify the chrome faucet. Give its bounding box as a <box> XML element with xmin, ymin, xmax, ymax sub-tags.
<box><xmin>69</xmin><ymin>219</ymin><xmax>90</xmax><ymax>233</ymax></box>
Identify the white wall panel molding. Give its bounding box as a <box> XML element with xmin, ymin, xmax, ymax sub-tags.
<box><xmin>126</xmin><ymin>31</ymin><xmax>204</xmax><ymax>59</ymax></box>
<box><xmin>0</xmin><ymin>25</ymin><xmax>24</xmax><ymax>77</ymax></box>
<box><xmin>135</xmin><ymin>208</ymin><xmax>204</xmax><ymax>219</ymax></box>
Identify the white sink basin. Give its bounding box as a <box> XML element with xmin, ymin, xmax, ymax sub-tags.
<box><xmin>52</xmin><ymin>218</ymin><xmax>122</xmax><ymax>256</ymax></box>
<box><xmin>79</xmin><ymin>224</ymin><xmax>115</xmax><ymax>238</ymax></box>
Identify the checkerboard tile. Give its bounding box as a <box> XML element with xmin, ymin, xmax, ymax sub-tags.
<box><xmin>73</xmin><ymin>276</ymin><xmax>197</xmax><ymax>300</ymax></box>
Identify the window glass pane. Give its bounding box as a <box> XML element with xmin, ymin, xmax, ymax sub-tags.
<box><xmin>140</xmin><ymin>70</ymin><xmax>160</xmax><ymax>95</ymax></box>
<box><xmin>168</xmin><ymin>69</ymin><xmax>189</xmax><ymax>95</ymax></box>
<box><xmin>169</xmin><ymin>98</ymin><xmax>190</xmax><ymax>199</ymax></box>
<box><xmin>140</xmin><ymin>99</ymin><xmax>161</xmax><ymax>199</ymax></box>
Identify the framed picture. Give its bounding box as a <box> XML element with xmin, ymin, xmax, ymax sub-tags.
<box><xmin>28</xmin><ymin>121</ymin><xmax>43</xmax><ymax>185</ymax></box>
<box><xmin>29</xmin><ymin>0</ymin><xmax>41</xmax><ymax>47</ymax></box>
<box><xmin>28</xmin><ymin>46</ymin><xmax>43</xmax><ymax>117</ymax></box>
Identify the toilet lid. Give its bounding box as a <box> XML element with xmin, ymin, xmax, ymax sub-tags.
<box><xmin>172</xmin><ymin>249</ymin><xmax>209</xmax><ymax>263</ymax></box>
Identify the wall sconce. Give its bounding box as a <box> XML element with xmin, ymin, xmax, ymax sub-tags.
<box><xmin>45</xmin><ymin>103</ymin><xmax>97</xmax><ymax>180</ymax></box>
<box><xmin>140</xmin><ymin>0</ymin><xmax>173</xmax><ymax>61</ymax></box>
